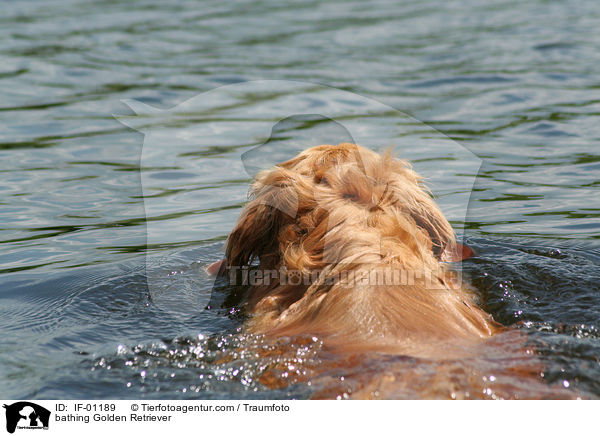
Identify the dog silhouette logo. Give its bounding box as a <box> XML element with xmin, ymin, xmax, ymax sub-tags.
<box><xmin>3</xmin><ymin>402</ymin><xmax>50</xmax><ymax>434</ymax></box>
<box><xmin>116</xmin><ymin>80</ymin><xmax>482</xmax><ymax>317</ymax></box>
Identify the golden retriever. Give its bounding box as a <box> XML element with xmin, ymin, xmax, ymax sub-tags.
<box><xmin>209</xmin><ymin>142</ymin><xmax>577</xmax><ymax>399</ymax></box>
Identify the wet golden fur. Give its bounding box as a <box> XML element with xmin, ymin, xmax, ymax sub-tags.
<box><xmin>224</xmin><ymin>143</ymin><xmax>501</xmax><ymax>358</ymax></box>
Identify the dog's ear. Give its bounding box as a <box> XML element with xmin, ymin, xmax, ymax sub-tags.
<box><xmin>225</xmin><ymin>167</ymin><xmax>309</xmax><ymax>269</ymax></box>
<box><xmin>441</xmin><ymin>242</ymin><xmax>475</xmax><ymax>262</ymax></box>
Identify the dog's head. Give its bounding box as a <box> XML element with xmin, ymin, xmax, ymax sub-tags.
<box><xmin>226</xmin><ymin>142</ymin><xmax>455</xmax><ymax>274</ymax></box>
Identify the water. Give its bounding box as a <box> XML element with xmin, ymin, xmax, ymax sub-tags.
<box><xmin>1</xmin><ymin>0</ymin><xmax>599</xmax><ymax>399</ymax></box>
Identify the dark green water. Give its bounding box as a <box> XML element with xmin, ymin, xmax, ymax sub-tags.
<box><xmin>0</xmin><ymin>0</ymin><xmax>599</xmax><ymax>399</ymax></box>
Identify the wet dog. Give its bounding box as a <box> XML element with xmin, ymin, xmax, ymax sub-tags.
<box><xmin>209</xmin><ymin>143</ymin><xmax>576</xmax><ymax>398</ymax></box>
<box><xmin>218</xmin><ymin>143</ymin><xmax>499</xmax><ymax>356</ymax></box>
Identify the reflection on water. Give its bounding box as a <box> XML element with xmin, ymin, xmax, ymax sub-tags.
<box><xmin>0</xmin><ymin>0</ymin><xmax>599</xmax><ymax>399</ymax></box>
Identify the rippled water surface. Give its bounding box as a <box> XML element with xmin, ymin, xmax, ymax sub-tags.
<box><xmin>1</xmin><ymin>0</ymin><xmax>599</xmax><ymax>399</ymax></box>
